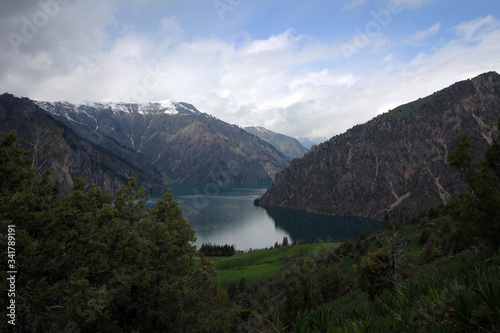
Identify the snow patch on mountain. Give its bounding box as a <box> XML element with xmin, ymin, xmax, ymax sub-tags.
<box><xmin>34</xmin><ymin>100</ymin><xmax>206</xmax><ymax>116</ymax></box>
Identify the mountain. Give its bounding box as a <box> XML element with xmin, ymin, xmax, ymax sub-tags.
<box><xmin>258</xmin><ymin>72</ymin><xmax>500</xmax><ymax>220</ymax></box>
<box><xmin>242</xmin><ymin>126</ymin><xmax>308</xmax><ymax>159</ymax></box>
<box><xmin>34</xmin><ymin>99</ymin><xmax>289</xmax><ymax>186</ymax></box>
<box><xmin>0</xmin><ymin>93</ymin><xmax>164</xmax><ymax>193</ymax></box>
<box><xmin>298</xmin><ymin>137</ymin><xmax>329</xmax><ymax>149</ymax></box>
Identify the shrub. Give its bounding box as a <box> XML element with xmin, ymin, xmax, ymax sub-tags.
<box><xmin>356</xmin><ymin>248</ymin><xmax>393</xmax><ymax>300</ymax></box>
<box><xmin>419</xmin><ymin>228</ymin><xmax>431</xmax><ymax>244</ymax></box>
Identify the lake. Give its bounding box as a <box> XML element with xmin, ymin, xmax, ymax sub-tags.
<box><xmin>145</xmin><ymin>185</ymin><xmax>385</xmax><ymax>251</ymax></box>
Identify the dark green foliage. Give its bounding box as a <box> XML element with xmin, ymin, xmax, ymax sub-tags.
<box><xmin>448</xmin><ymin>120</ymin><xmax>500</xmax><ymax>250</ymax></box>
<box><xmin>311</xmin><ymin>305</ymin><xmax>333</xmax><ymax>333</ymax></box>
<box><xmin>228</xmin><ymin>280</ymin><xmax>238</xmax><ymax>300</ymax></box>
<box><xmin>200</xmin><ymin>243</ymin><xmax>236</xmax><ymax>256</ymax></box>
<box><xmin>0</xmin><ymin>131</ymin><xmax>226</xmax><ymax>332</ymax></box>
<box><xmin>316</xmin><ymin>264</ymin><xmax>342</xmax><ymax>302</ymax></box>
<box><xmin>419</xmin><ymin>238</ymin><xmax>444</xmax><ymax>264</ymax></box>
<box><xmin>0</xmin><ymin>130</ymin><xmax>31</xmax><ymax>192</ymax></box>
<box><xmin>292</xmin><ymin>310</ymin><xmax>311</xmax><ymax>333</ymax></box>
<box><xmin>113</xmin><ymin>177</ymin><xmax>149</xmax><ymax>226</ymax></box>
<box><xmin>265</xmin><ymin>251</ymin><xmax>344</xmax><ymax>325</ymax></box>
<box><xmin>356</xmin><ymin>248</ymin><xmax>394</xmax><ymax>300</ymax></box>
<box><xmin>473</xmin><ymin>267</ymin><xmax>500</xmax><ymax>312</ymax></box>
<box><xmin>420</xmin><ymin>228</ymin><xmax>431</xmax><ymax>244</ymax></box>
<box><xmin>214</xmin><ymin>215</ymin><xmax>500</xmax><ymax>332</ymax></box>
<box><xmin>446</xmin><ymin>279</ymin><xmax>478</xmax><ymax>327</ymax></box>
<box><xmin>440</xmin><ymin>219</ymin><xmax>452</xmax><ymax>236</ymax></box>
<box><xmin>238</xmin><ymin>277</ymin><xmax>248</xmax><ymax>293</ymax></box>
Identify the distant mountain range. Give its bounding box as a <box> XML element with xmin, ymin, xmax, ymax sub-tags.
<box><xmin>297</xmin><ymin>137</ymin><xmax>329</xmax><ymax>150</ymax></box>
<box><xmin>0</xmin><ymin>95</ymin><xmax>303</xmax><ymax>192</ymax></box>
<box><xmin>242</xmin><ymin>126</ymin><xmax>308</xmax><ymax>159</ymax></box>
<box><xmin>258</xmin><ymin>71</ymin><xmax>500</xmax><ymax>220</ymax></box>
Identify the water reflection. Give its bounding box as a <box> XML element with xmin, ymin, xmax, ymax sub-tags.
<box><xmin>145</xmin><ymin>185</ymin><xmax>385</xmax><ymax>250</ymax></box>
<box><xmin>261</xmin><ymin>205</ymin><xmax>385</xmax><ymax>243</ymax></box>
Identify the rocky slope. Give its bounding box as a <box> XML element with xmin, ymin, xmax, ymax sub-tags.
<box><xmin>242</xmin><ymin>126</ymin><xmax>308</xmax><ymax>159</ymax></box>
<box><xmin>34</xmin><ymin>100</ymin><xmax>289</xmax><ymax>185</ymax></box>
<box><xmin>0</xmin><ymin>94</ymin><xmax>164</xmax><ymax>194</ymax></box>
<box><xmin>258</xmin><ymin>72</ymin><xmax>500</xmax><ymax>220</ymax></box>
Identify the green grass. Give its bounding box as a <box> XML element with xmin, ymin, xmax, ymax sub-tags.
<box><xmin>376</xmin><ymin>95</ymin><xmax>433</xmax><ymax>121</ymax></box>
<box><xmin>377</xmin><ymin>218</ymin><xmax>448</xmax><ymax>258</ymax></box>
<box><xmin>210</xmin><ymin>242</ymin><xmax>340</xmax><ymax>290</ymax></box>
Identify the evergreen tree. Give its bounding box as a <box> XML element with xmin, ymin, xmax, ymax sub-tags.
<box><xmin>238</xmin><ymin>277</ymin><xmax>248</xmax><ymax>293</ymax></box>
<box><xmin>356</xmin><ymin>248</ymin><xmax>393</xmax><ymax>300</ymax></box>
<box><xmin>0</xmin><ymin>131</ymin><xmax>226</xmax><ymax>332</ymax></box>
<box><xmin>228</xmin><ymin>280</ymin><xmax>238</xmax><ymax>300</ymax></box>
<box><xmin>448</xmin><ymin>119</ymin><xmax>500</xmax><ymax>250</ymax></box>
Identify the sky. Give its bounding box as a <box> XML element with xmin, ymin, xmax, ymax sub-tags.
<box><xmin>1</xmin><ymin>0</ymin><xmax>500</xmax><ymax>139</ymax></box>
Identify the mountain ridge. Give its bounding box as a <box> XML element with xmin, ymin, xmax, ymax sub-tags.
<box><xmin>258</xmin><ymin>71</ymin><xmax>500</xmax><ymax>220</ymax></box>
<box><xmin>242</xmin><ymin>125</ymin><xmax>309</xmax><ymax>159</ymax></box>
<box><xmin>0</xmin><ymin>93</ymin><xmax>165</xmax><ymax>194</ymax></box>
<box><xmin>31</xmin><ymin>97</ymin><xmax>291</xmax><ymax>186</ymax></box>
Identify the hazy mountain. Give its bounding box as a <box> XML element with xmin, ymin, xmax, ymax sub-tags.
<box><xmin>0</xmin><ymin>94</ymin><xmax>164</xmax><ymax>194</ymax></box>
<box><xmin>258</xmin><ymin>72</ymin><xmax>500</xmax><ymax>220</ymax></box>
<box><xmin>242</xmin><ymin>126</ymin><xmax>308</xmax><ymax>159</ymax></box>
<box><xmin>34</xmin><ymin>100</ymin><xmax>289</xmax><ymax>186</ymax></box>
<box><xmin>298</xmin><ymin>137</ymin><xmax>329</xmax><ymax>149</ymax></box>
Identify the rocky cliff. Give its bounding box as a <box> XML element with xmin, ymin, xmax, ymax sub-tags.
<box><xmin>258</xmin><ymin>72</ymin><xmax>500</xmax><ymax>220</ymax></box>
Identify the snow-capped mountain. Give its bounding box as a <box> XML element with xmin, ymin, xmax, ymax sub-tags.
<box><xmin>0</xmin><ymin>93</ymin><xmax>164</xmax><ymax>194</ymax></box>
<box><xmin>32</xmin><ymin>98</ymin><xmax>289</xmax><ymax>187</ymax></box>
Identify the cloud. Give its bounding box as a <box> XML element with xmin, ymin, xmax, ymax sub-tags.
<box><xmin>0</xmin><ymin>0</ymin><xmax>117</xmax><ymax>91</ymax></box>
<box><xmin>405</xmin><ymin>22</ymin><xmax>441</xmax><ymax>44</ymax></box>
<box><xmin>455</xmin><ymin>15</ymin><xmax>497</xmax><ymax>41</ymax></box>
<box><xmin>0</xmin><ymin>1</ymin><xmax>499</xmax><ymax>140</ymax></box>
<box><xmin>342</xmin><ymin>0</ymin><xmax>368</xmax><ymax>11</ymax></box>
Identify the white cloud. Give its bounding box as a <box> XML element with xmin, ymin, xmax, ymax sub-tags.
<box><xmin>342</xmin><ymin>0</ymin><xmax>368</xmax><ymax>11</ymax></box>
<box><xmin>1</xmin><ymin>1</ymin><xmax>499</xmax><ymax>140</ymax></box>
<box><xmin>455</xmin><ymin>15</ymin><xmax>497</xmax><ymax>41</ymax></box>
<box><xmin>406</xmin><ymin>22</ymin><xmax>441</xmax><ymax>44</ymax></box>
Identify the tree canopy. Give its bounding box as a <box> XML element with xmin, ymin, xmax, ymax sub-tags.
<box><xmin>0</xmin><ymin>130</ymin><xmax>227</xmax><ymax>332</ymax></box>
<box><xmin>448</xmin><ymin>119</ymin><xmax>500</xmax><ymax>251</ymax></box>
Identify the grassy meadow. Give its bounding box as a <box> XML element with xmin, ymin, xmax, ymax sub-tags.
<box><xmin>207</xmin><ymin>242</ymin><xmax>340</xmax><ymax>290</ymax></box>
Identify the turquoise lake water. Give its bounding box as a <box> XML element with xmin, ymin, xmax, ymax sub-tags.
<box><xmin>145</xmin><ymin>185</ymin><xmax>385</xmax><ymax>251</ymax></box>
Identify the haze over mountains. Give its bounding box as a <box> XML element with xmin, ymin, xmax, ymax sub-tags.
<box><xmin>258</xmin><ymin>71</ymin><xmax>500</xmax><ymax>220</ymax></box>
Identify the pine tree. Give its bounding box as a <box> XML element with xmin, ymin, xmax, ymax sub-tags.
<box><xmin>448</xmin><ymin>118</ymin><xmax>500</xmax><ymax>250</ymax></box>
<box><xmin>0</xmin><ymin>131</ymin><xmax>227</xmax><ymax>332</ymax></box>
